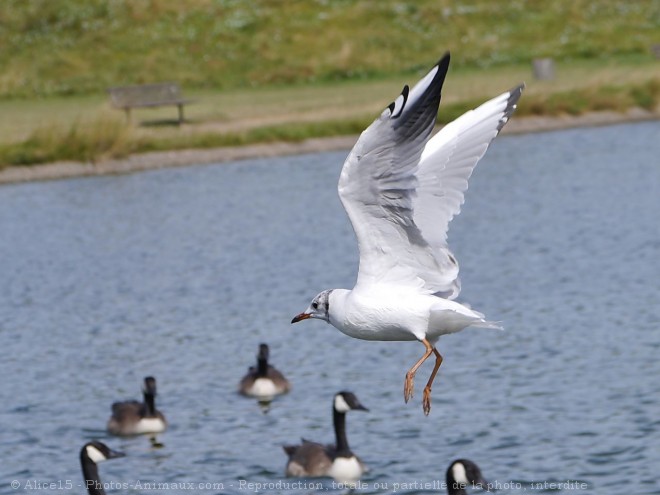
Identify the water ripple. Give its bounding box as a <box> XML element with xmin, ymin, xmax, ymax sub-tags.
<box><xmin>1</xmin><ymin>123</ymin><xmax>659</xmax><ymax>493</ymax></box>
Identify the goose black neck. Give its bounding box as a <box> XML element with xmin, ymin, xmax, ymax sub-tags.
<box><xmin>447</xmin><ymin>485</ymin><xmax>467</xmax><ymax>495</ymax></box>
<box><xmin>81</xmin><ymin>458</ymin><xmax>105</xmax><ymax>495</ymax></box>
<box><xmin>143</xmin><ymin>390</ymin><xmax>156</xmax><ymax>417</ymax></box>
<box><xmin>446</xmin><ymin>475</ymin><xmax>468</xmax><ymax>495</ymax></box>
<box><xmin>257</xmin><ymin>356</ymin><xmax>269</xmax><ymax>377</ymax></box>
<box><xmin>333</xmin><ymin>408</ymin><xmax>351</xmax><ymax>457</ymax></box>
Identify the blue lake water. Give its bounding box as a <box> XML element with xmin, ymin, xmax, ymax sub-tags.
<box><xmin>1</xmin><ymin>121</ymin><xmax>659</xmax><ymax>494</ymax></box>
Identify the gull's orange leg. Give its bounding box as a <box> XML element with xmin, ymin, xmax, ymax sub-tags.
<box><xmin>422</xmin><ymin>346</ymin><xmax>443</xmax><ymax>416</ymax></box>
<box><xmin>403</xmin><ymin>338</ymin><xmax>435</xmax><ymax>404</ymax></box>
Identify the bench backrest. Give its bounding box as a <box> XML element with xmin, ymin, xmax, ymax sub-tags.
<box><xmin>107</xmin><ymin>83</ymin><xmax>184</xmax><ymax>108</ymax></box>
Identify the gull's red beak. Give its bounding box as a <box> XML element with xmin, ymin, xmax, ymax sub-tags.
<box><xmin>291</xmin><ymin>312</ymin><xmax>311</xmax><ymax>324</ymax></box>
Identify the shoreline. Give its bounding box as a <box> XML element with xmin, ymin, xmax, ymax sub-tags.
<box><xmin>1</xmin><ymin>108</ymin><xmax>657</xmax><ymax>186</ymax></box>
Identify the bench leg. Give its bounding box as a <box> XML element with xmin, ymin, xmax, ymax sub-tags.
<box><xmin>124</xmin><ymin>108</ymin><xmax>131</xmax><ymax>124</ymax></box>
<box><xmin>177</xmin><ymin>104</ymin><xmax>184</xmax><ymax>125</ymax></box>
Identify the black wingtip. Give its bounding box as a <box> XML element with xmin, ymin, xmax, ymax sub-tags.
<box><xmin>434</xmin><ymin>52</ymin><xmax>451</xmax><ymax>92</ymax></box>
<box><xmin>401</xmin><ymin>84</ymin><xmax>409</xmax><ymax>102</ymax></box>
<box><xmin>387</xmin><ymin>84</ymin><xmax>409</xmax><ymax>118</ymax></box>
<box><xmin>437</xmin><ymin>51</ymin><xmax>451</xmax><ymax>71</ymax></box>
<box><xmin>497</xmin><ymin>83</ymin><xmax>525</xmax><ymax>132</ymax></box>
<box><xmin>510</xmin><ymin>82</ymin><xmax>525</xmax><ymax>100</ymax></box>
<box><xmin>506</xmin><ymin>83</ymin><xmax>525</xmax><ymax>112</ymax></box>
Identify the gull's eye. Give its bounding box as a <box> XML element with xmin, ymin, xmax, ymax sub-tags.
<box><xmin>311</xmin><ymin>302</ymin><xmax>318</xmax><ymax>310</ymax></box>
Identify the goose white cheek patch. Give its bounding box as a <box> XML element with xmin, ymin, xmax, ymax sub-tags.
<box><xmin>334</xmin><ymin>394</ymin><xmax>351</xmax><ymax>413</ymax></box>
<box><xmin>85</xmin><ymin>445</ymin><xmax>107</xmax><ymax>464</ymax></box>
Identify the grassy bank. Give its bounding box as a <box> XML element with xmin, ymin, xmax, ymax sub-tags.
<box><xmin>0</xmin><ymin>1</ymin><xmax>658</xmax><ymax>167</ymax></box>
<box><xmin>1</xmin><ymin>58</ymin><xmax>659</xmax><ymax>168</ymax></box>
<box><xmin>1</xmin><ymin>0</ymin><xmax>659</xmax><ymax>99</ymax></box>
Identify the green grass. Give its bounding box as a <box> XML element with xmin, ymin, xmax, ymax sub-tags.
<box><xmin>0</xmin><ymin>1</ymin><xmax>659</xmax><ymax>168</ymax></box>
<box><xmin>519</xmin><ymin>78</ymin><xmax>660</xmax><ymax>116</ymax></box>
<box><xmin>0</xmin><ymin>113</ymin><xmax>133</xmax><ymax>165</ymax></box>
<box><xmin>1</xmin><ymin>0</ymin><xmax>659</xmax><ymax>99</ymax></box>
<box><xmin>2</xmin><ymin>73</ymin><xmax>658</xmax><ymax>167</ymax></box>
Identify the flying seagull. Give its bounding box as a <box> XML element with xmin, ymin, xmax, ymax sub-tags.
<box><xmin>292</xmin><ymin>52</ymin><xmax>523</xmax><ymax>415</ymax></box>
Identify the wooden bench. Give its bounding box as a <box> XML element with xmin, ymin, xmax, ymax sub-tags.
<box><xmin>107</xmin><ymin>82</ymin><xmax>193</xmax><ymax>124</ymax></box>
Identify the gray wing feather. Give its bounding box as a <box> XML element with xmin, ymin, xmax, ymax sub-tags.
<box><xmin>414</xmin><ymin>84</ymin><xmax>524</xmax><ymax>297</ymax></box>
<box><xmin>338</xmin><ymin>52</ymin><xmax>523</xmax><ymax>297</ymax></box>
<box><xmin>283</xmin><ymin>440</ymin><xmax>333</xmax><ymax>477</ymax></box>
<box><xmin>338</xmin><ymin>54</ymin><xmax>450</xmax><ymax>289</ymax></box>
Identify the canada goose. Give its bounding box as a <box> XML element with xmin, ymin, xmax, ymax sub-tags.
<box><xmin>239</xmin><ymin>343</ymin><xmax>291</xmax><ymax>399</ymax></box>
<box><xmin>446</xmin><ymin>459</ymin><xmax>489</xmax><ymax>494</ymax></box>
<box><xmin>80</xmin><ymin>441</ymin><xmax>125</xmax><ymax>495</ymax></box>
<box><xmin>283</xmin><ymin>391</ymin><xmax>368</xmax><ymax>483</ymax></box>
<box><xmin>107</xmin><ymin>376</ymin><xmax>167</xmax><ymax>436</ymax></box>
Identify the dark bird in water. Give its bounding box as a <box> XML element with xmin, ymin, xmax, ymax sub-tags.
<box><xmin>107</xmin><ymin>376</ymin><xmax>167</xmax><ymax>436</ymax></box>
<box><xmin>239</xmin><ymin>343</ymin><xmax>291</xmax><ymax>400</ymax></box>
<box><xmin>283</xmin><ymin>391</ymin><xmax>368</xmax><ymax>484</ymax></box>
<box><xmin>80</xmin><ymin>441</ymin><xmax>125</xmax><ymax>495</ymax></box>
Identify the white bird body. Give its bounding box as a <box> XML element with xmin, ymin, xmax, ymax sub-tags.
<box><xmin>328</xmin><ymin>286</ymin><xmax>496</xmax><ymax>342</ymax></box>
<box><xmin>292</xmin><ymin>52</ymin><xmax>523</xmax><ymax>415</ymax></box>
<box><xmin>239</xmin><ymin>343</ymin><xmax>291</xmax><ymax>401</ymax></box>
<box><xmin>129</xmin><ymin>417</ymin><xmax>167</xmax><ymax>435</ymax></box>
<box><xmin>327</xmin><ymin>456</ymin><xmax>364</xmax><ymax>484</ymax></box>
<box><xmin>246</xmin><ymin>377</ymin><xmax>280</xmax><ymax>398</ymax></box>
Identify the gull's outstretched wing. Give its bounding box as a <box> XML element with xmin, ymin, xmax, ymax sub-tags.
<box><xmin>338</xmin><ymin>52</ymin><xmax>524</xmax><ymax>297</ymax></box>
<box><xmin>338</xmin><ymin>54</ymin><xmax>450</xmax><ymax>292</ymax></box>
<box><xmin>414</xmin><ymin>84</ymin><xmax>524</xmax><ymax>298</ymax></box>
